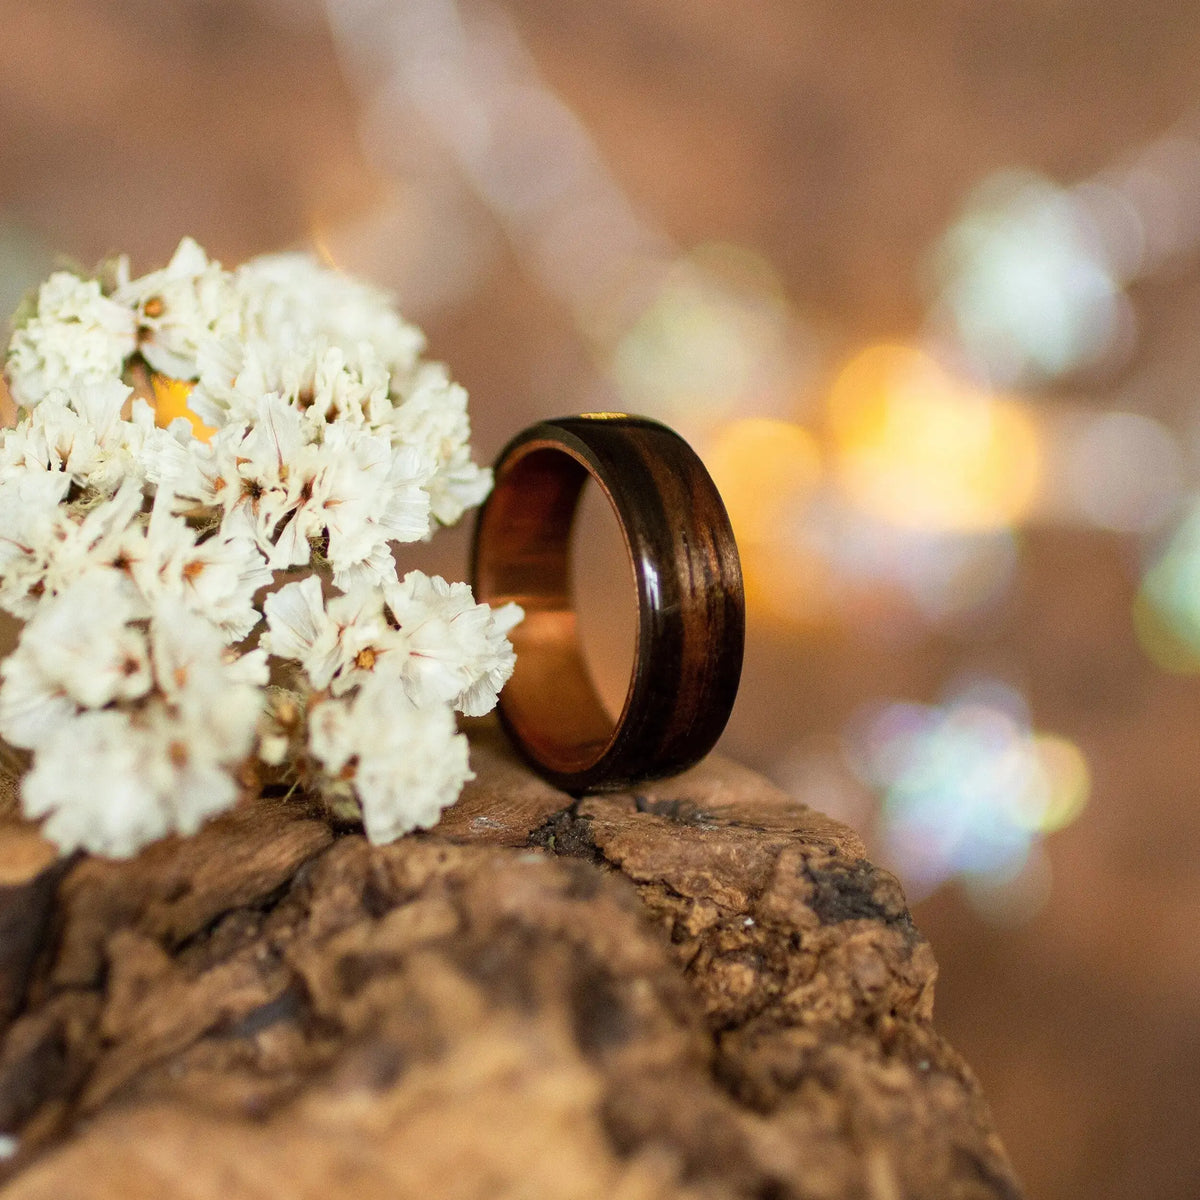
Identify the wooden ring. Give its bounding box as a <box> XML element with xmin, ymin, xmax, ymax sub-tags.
<box><xmin>470</xmin><ymin>414</ymin><xmax>745</xmax><ymax>793</ymax></box>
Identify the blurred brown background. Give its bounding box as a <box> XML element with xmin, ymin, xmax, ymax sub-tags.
<box><xmin>3</xmin><ymin>2</ymin><xmax>1200</xmax><ymax>1196</ymax></box>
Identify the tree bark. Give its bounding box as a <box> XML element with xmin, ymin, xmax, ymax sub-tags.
<box><xmin>0</xmin><ymin>719</ymin><xmax>1021</xmax><ymax>1200</ymax></box>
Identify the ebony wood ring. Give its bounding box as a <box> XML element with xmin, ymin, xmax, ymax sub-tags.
<box><xmin>470</xmin><ymin>414</ymin><xmax>745</xmax><ymax>793</ymax></box>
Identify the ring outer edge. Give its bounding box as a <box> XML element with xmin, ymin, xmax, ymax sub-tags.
<box><xmin>470</xmin><ymin>413</ymin><xmax>745</xmax><ymax>795</ymax></box>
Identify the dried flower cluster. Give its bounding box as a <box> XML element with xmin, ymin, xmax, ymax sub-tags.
<box><xmin>0</xmin><ymin>238</ymin><xmax>520</xmax><ymax>857</ymax></box>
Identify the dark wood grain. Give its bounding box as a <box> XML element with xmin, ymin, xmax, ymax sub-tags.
<box><xmin>471</xmin><ymin>414</ymin><xmax>745</xmax><ymax>792</ymax></box>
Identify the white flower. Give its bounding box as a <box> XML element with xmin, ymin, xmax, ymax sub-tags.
<box><xmin>387</xmin><ymin>364</ymin><xmax>492</xmax><ymax>526</ymax></box>
<box><xmin>235</xmin><ymin>253</ymin><xmax>426</xmax><ymax>378</ymax></box>
<box><xmin>125</xmin><ymin>494</ymin><xmax>272</xmax><ymax>640</ymax></box>
<box><xmin>22</xmin><ymin>710</ymin><xmax>185</xmax><ymax>857</ymax></box>
<box><xmin>0</xmin><ymin>478</ymin><xmax>143</xmax><ymax>620</ymax></box>
<box><xmin>208</xmin><ymin>395</ymin><xmax>303</xmax><ymax>556</ymax></box>
<box><xmin>175</xmin><ymin>532</ymin><xmax>271</xmax><ymax>641</ymax></box>
<box><xmin>149</xmin><ymin>601</ymin><xmax>267</xmax><ymax>725</ymax></box>
<box><xmin>0</xmin><ymin>381</ymin><xmax>175</xmax><ymax>498</ymax></box>
<box><xmin>190</xmin><ymin>338</ymin><xmax>392</xmax><ymax>435</ymax></box>
<box><xmin>76</xmin><ymin>386</ymin><xmax>193</xmax><ymax>495</ymax></box>
<box><xmin>189</xmin><ymin>336</ymin><xmax>312</xmax><ymax>432</ymax></box>
<box><xmin>263</xmin><ymin>572</ymin><xmax>521</xmax><ymax>715</ymax></box>
<box><xmin>0</xmin><ymin>470</ymin><xmax>72</xmax><ymax>616</ymax></box>
<box><xmin>304</xmin><ymin>423</ymin><xmax>432</xmax><ymax>587</ymax></box>
<box><xmin>70</xmin><ymin>377</ymin><xmax>130</xmax><ymax>441</ymax></box>
<box><xmin>305</xmin><ymin>342</ymin><xmax>394</xmax><ymax>429</ymax></box>
<box><xmin>383</xmin><ymin>571</ymin><xmax>521</xmax><ymax>716</ymax></box>
<box><xmin>186</xmin><ymin>336</ymin><xmax>248</xmax><ymax>429</ymax></box>
<box><xmin>262</xmin><ymin>576</ymin><xmax>391</xmax><ymax>694</ymax></box>
<box><xmin>1</xmin><ymin>235</ymin><xmax>509</xmax><ymax>859</ymax></box>
<box><xmin>17</xmin><ymin>604</ymin><xmax>266</xmax><ymax>858</ymax></box>
<box><xmin>122</xmin><ymin>398</ymin><xmax>196</xmax><ymax>490</ymax></box>
<box><xmin>0</xmin><ymin>660</ymin><xmax>75</xmax><ymax>754</ymax></box>
<box><xmin>40</xmin><ymin>484</ymin><xmax>143</xmax><ymax>595</ymax></box>
<box><xmin>0</xmin><ymin>393</ymin><xmax>102</xmax><ymax>482</ymax></box>
<box><xmin>307</xmin><ymin>675</ymin><xmax>472</xmax><ymax>843</ymax></box>
<box><xmin>261</xmin><ymin>574</ymin><xmax>343</xmax><ymax>688</ymax></box>
<box><xmin>462</xmin><ymin>600</ymin><xmax>523</xmax><ymax>714</ymax></box>
<box><xmin>170</xmin><ymin>393</ymin><xmax>434</xmax><ymax>584</ymax></box>
<box><xmin>171</xmin><ymin>395</ymin><xmax>311</xmax><ymax>566</ymax></box>
<box><xmin>5</xmin><ymin>272</ymin><xmax>136</xmax><ymax>407</ymax></box>
<box><xmin>114</xmin><ymin>237</ymin><xmax>242</xmax><ymax>379</ymax></box>
<box><xmin>0</xmin><ymin>573</ymin><xmax>151</xmax><ymax>749</ymax></box>
<box><xmin>153</xmin><ymin>418</ymin><xmax>238</xmax><ymax>511</ymax></box>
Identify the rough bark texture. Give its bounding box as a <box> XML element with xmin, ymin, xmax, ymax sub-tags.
<box><xmin>0</xmin><ymin>720</ymin><xmax>1021</xmax><ymax>1200</ymax></box>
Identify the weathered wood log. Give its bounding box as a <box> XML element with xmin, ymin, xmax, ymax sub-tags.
<box><xmin>0</xmin><ymin>719</ymin><xmax>1021</xmax><ymax>1199</ymax></box>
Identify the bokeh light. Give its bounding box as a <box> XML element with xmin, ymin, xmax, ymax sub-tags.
<box><xmin>1134</xmin><ymin>499</ymin><xmax>1200</xmax><ymax>672</ymax></box>
<box><xmin>701</xmin><ymin>417</ymin><xmax>828</xmax><ymax>625</ymax></box>
<box><xmin>809</xmin><ymin>502</ymin><xmax>1021</xmax><ymax>626</ymax></box>
<box><xmin>1111</xmin><ymin>131</ymin><xmax>1200</xmax><ymax>272</ymax></box>
<box><xmin>847</xmin><ymin>680</ymin><xmax>1090</xmax><ymax>915</ymax></box>
<box><xmin>610</xmin><ymin>244</ymin><xmax>807</xmax><ymax>438</ymax></box>
<box><xmin>1058</xmin><ymin>410</ymin><xmax>1184</xmax><ymax>534</ymax></box>
<box><xmin>927</xmin><ymin>169</ymin><xmax>1130</xmax><ymax>387</ymax></box>
<box><xmin>702</xmin><ymin>417</ymin><xmax>822</xmax><ymax>545</ymax></box>
<box><xmin>827</xmin><ymin>343</ymin><xmax>1042</xmax><ymax>533</ymax></box>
